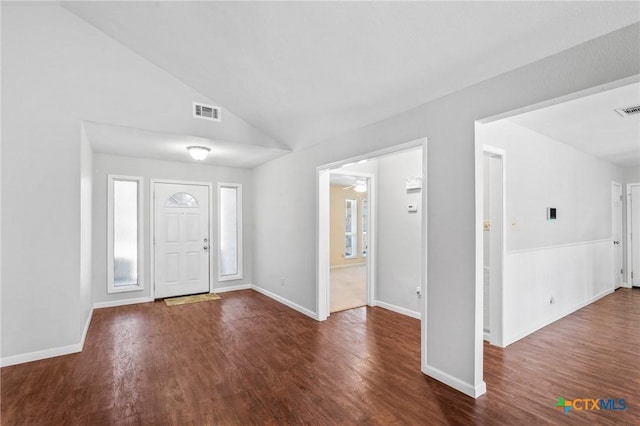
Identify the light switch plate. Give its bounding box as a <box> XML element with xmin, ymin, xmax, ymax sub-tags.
<box><xmin>406</xmin><ymin>177</ymin><xmax>422</xmax><ymax>190</ymax></box>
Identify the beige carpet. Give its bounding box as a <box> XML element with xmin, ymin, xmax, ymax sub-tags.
<box><xmin>330</xmin><ymin>264</ymin><xmax>366</xmax><ymax>313</ymax></box>
<box><xmin>164</xmin><ymin>293</ymin><xmax>221</xmax><ymax>306</ymax></box>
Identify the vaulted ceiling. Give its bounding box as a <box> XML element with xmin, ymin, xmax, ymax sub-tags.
<box><xmin>64</xmin><ymin>1</ymin><xmax>640</xmax><ymax>152</ymax></box>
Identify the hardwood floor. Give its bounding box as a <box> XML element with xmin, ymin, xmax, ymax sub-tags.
<box><xmin>2</xmin><ymin>288</ymin><xmax>639</xmax><ymax>425</ymax></box>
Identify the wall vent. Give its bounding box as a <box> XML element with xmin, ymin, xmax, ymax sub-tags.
<box><xmin>615</xmin><ymin>105</ymin><xmax>640</xmax><ymax>117</ymax></box>
<box><xmin>193</xmin><ymin>102</ymin><xmax>221</xmax><ymax>122</ymax></box>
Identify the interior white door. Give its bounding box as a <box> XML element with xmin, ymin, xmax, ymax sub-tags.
<box><xmin>154</xmin><ymin>183</ymin><xmax>210</xmax><ymax>298</ymax></box>
<box><xmin>612</xmin><ymin>182</ymin><xmax>623</xmax><ymax>289</ymax></box>
<box><xmin>632</xmin><ymin>185</ymin><xmax>640</xmax><ymax>287</ymax></box>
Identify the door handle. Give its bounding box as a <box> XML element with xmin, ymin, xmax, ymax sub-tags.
<box><xmin>613</xmin><ymin>241</ymin><xmax>620</xmax><ymax>245</ymax></box>
<box><xmin>203</xmin><ymin>246</ymin><xmax>209</xmax><ymax>250</ymax></box>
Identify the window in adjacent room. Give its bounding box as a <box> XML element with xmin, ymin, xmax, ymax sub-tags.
<box><xmin>345</xmin><ymin>199</ymin><xmax>357</xmax><ymax>258</ymax></box>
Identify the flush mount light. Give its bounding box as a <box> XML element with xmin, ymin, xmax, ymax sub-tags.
<box><xmin>187</xmin><ymin>146</ymin><xmax>211</xmax><ymax>160</ymax></box>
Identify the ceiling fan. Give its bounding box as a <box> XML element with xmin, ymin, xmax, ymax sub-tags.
<box><xmin>343</xmin><ymin>178</ymin><xmax>367</xmax><ymax>193</ymax></box>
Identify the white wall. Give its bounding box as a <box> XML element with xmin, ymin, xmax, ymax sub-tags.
<box><xmin>92</xmin><ymin>153</ymin><xmax>253</xmax><ymax>304</ymax></box>
<box><xmin>487</xmin><ymin>120</ymin><xmax>624</xmax><ymax>250</ymax></box>
<box><xmin>375</xmin><ymin>148</ymin><xmax>422</xmax><ymax>315</ymax></box>
<box><xmin>624</xmin><ymin>166</ymin><xmax>640</xmax><ymax>183</ymax></box>
<box><xmin>481</xmin><ymin>120</ymin><xmax>624</xmax><ymax>345</ymax></box>
<box><xmin>253</xmin><ymin>24</ymin><xmax>639</xmax><ymax>396</ymax></box>
<box><xmin>1</xmin><ymin>4</ymin><xmax>273</xmax><ymax>362</ymax></box>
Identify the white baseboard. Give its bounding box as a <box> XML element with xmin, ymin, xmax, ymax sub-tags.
<box><xmin>251</xmin><ymin>284</ymin><xmax>318</xmax><ymax>320</ymax></box>
<box><xmin>93</xmin><ymin>297</ymin><xmax>154</xmax><ymax>309</ymax></box>
<box><xmin>1</xmin><ymin>341</ymin><xmax>82</xmax><ymax>368</ymax></box>
<box><xmin>374</xmin><ymin>300</ymin><xmax>420</xmax><ymax>319</ymax></box>
<box><xmin>1</xmin><ymin>306</ymin><xmax>96</xmax><ymax>367</ymax></box>
<box><xmin>504</xmin><ymin>287</ymin><xmax>614</xmax><ymax>346</ymax></box>
<box><xmin>483</xmin><ymin>331</ymin><xmax>490</xmax><ymax>342</ymax></box>
<box><xmin>423</xmin><ymin>364</ymin><xmax>486</xmax><ymax>398</ymax></box>
<box><xmin>3</xmin><ymin>285</ymin><xmax>318</xmax><ymax>367</ymax></box>
<box><xmin>212</xmin><ymin>284</ymin><xmax>252</xmax><ymax>293</ymax></box>
<box><xmin>79</xmin><ymin>308</ymin><xmax>93</xmax><ymax>349</ymax></box>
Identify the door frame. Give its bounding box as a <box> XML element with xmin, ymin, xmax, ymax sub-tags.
<box><xmin>326</xmin><ymin>169</ymin><xmax>375</xmax><ymax>315</ymax></box>
<box><xmin>611</xmin><ymin>181</ymin><xmax>623</xmax><ymax>289</ymax></box>
<box><xmin>150</xmin><ymin>179</ymin><xmax>214</xmax><ymax>300</ymax></box>
<box><xmin>627</xmin><ymin>182</ymin><xmax>640</xmax><ymax>288</ymax></box>
<box><xmin>316</xmin><ymin>138</ymin><xmax>427</xmax><ymax>322</ymax></box>
<box><xmin>479</xmin><ymin>145</ymin><xmax>506</xmax><ymax>348</ymax></box>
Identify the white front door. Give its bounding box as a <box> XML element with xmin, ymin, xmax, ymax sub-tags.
<box><xmin>612</xmin><ymin>182</ymin><xmax>623</xmax><ymax>289</ymax></box>
<box><xmin>154</xmin><ymin>183</ymin><xmax>210</xmax><ymax>298</ymax></box>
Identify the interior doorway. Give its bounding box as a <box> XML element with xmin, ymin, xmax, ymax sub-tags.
<box><xmin>316</xmin><ymin>138</ymin><xmax>427</xmax><ymax>323</ymax></box>
<box><xmin>328</xmin><ymin>172</ymin><xmax>370</xmax><ymax>313</ymax></box>
<box><xmin>482</xmin><ymin>147</ymin><xmax>505</xmax><ymax>346</ymax></box>
<box><xmin>628</xmin><ymin>183</ymin><xmax>640</xmax><ymax>287</ymax></box>
<box><xmin>612</xmin><ymin>181</ymin><xmax>623</xmax><ymax>289</ymax></box>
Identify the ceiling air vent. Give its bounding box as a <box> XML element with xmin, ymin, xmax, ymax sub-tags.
<box><xmin>193</xmin><ymin>102</ymin><xmax>221</xmax><ymax>122</ymax></box>
<box><xmin>615</xmin><ymin>105</ymin><xmax>640</xmax><ymax>117</ymax></box>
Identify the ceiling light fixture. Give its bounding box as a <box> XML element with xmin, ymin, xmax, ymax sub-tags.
<box><xmin>187</xmin><ymin>146</ymin><xmax>211</xmax><ymax>160</ymax></box>
<box><xmin>354</xmin><ymin>180</ymin><xmax>367</xmax><ymax>193</ymax></box>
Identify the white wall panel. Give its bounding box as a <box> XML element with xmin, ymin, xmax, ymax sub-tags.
<box><xmin>504</xmin><ymin>240</ymin><xmax>612</xmax><ymax>345</ymax></box>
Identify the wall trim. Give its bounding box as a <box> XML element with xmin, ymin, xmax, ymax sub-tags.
<box><xmin>375</xmin><ymin>300</ymin><xmax>421</xmax><ymax>319</ymax></box>
<box><xmin>1</xmin><ymin>342</ymin><xmax>82</xmax><ymax>368</ymax></box>
<box><xmin>212</xmin><ymin>284</ymin><xmax>252</xmax><ymax>293</ymax></box>
<box><xmin>251</xmin><ymin>284</ymin><xmax>318</xmax><ymax>320</ymax></box>
<box><xmin>506</xmin><ymin>238</ymin><xmax>610</xmax><ymax>255</ymax></box>
<box><xmin>2</xmin><ymin>307</ymin><xmax>95</xmax><ymax>367</ymax></box>
<box><xmin>423</xmin><ymin>364</ymin><xmax>487</xmax><ymax>398</ymax></box>
<box><xmin>504</xmin><ymin>287</ymin><xmax>614</xmax><ymax>346</ymax></box>
<box><xmin>93</xmin><ymin>297</ymin><xmax>154</xmax><ymax>309</ymax></box>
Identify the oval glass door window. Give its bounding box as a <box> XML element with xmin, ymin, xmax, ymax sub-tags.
<box><xmin>165</xmin><ymin>192</ymin><xmax>199</xmax><ymax>208</ymax></box>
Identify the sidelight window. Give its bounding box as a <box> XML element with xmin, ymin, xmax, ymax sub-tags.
<box><xmin>107</xmin><ymin>175</ymin><xmax>144</xmax><ymax>293</ymax></box>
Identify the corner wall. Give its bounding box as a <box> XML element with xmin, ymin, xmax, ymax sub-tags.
<box><xmin>376</xmin><ymin>149</ymin><xmax>422</xmax><ymax>315</ymax></box>
<box><xmin>80</xmin><ymin>124</ymin><xmax>93</xmax><ymax>335</ymax></box>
